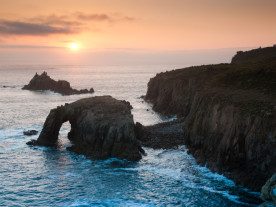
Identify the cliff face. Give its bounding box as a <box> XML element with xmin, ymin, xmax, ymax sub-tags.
<box><xmin>27</xmin><ymin>96</ymin><xmax>144</xmax><ymax>161</ymax></box>
<box><xmin>145</xmin><ymin>48</ymin><xmax>276</xmax><ymax>191</ymax></box>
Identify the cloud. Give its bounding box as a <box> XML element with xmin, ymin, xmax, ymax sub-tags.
<box><xmin>77</xmin><ymin>13</ymin><xmax>112</xmax><ymax>21</ymax></box>
<box><xmin>0</xmin><ymin>44</ymin><xmax>64</xmax><ymax>49</ymax></box>
<box><xmin>75</xmin><ymin>13</ymin><xmax>135</xmax><ymax>22</ymax></box>
<box><xmin>0</xmin><ymin>12</ymin><xmax>135</xmax><ymax>36</ymax></box>
<box><xmin>0</xmin><ymin>20</ymin><xmax>79</xmax><ymax>35</ymax></box>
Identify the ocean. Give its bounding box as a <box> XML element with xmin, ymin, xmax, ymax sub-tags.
<box><xmin>0</xmin><ymin>65</ymin><xmax>260</xmax><ymax>206</ymax></box>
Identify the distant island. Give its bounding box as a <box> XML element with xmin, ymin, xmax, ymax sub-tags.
<box><xmin>22</xmin><ymin>71</ymin><xmax>94</xmax><ymax>95</ymax></box>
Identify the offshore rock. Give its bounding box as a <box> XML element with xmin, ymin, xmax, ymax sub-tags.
<box><xmin>27</xmin><ymin>96</ymin><xmax>144</xmax><ymax>161</ymax></box>
<box><xmin>22</xmin><ymin>71</ymin><xmax>94</xmax><ymax>95</ymax></box>
<box><xmin>23</xmin><ymin>130</ymin><xmax>38</xmax><ymax>136</ymax></box>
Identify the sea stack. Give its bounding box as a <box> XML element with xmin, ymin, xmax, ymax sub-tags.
<box><xmin>22</xmin><ymin>71</ymin><xmax>94</xmax><ymax>95</ymax></box>
<box><xmin>27</xmin><ymin>96</ymin><xmax>144</xmax><ymax>161</ymax></box>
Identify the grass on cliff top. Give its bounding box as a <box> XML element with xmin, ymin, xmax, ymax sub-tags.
<box><xmin>158</xmin><ymin>58</ymin><xmax>276</xmax><ymax>116</ymax></box>
<box><xmin>160</xmin><ymin>59</ymin><xmax>276</xmax><ymax>96</ymax></box>
<box><xmin>210</xmin><ymin>59</ymin><xmax>276</xmax><ymax>95</ymax></box>
<box><xmin>231</xmin><ymin>47</ymin><xmax>276</xmax><ymax>64</ymax></box>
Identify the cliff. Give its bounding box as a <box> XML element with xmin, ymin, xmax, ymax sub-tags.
<box><xmin>22</xmin><ymin>71</ymin><xmax>94</xmax><ymax>95</ymax></box>
<box><xmin>145</xmin><ymin>47</ymin><xmax>276</xmax><ymax>191</ymax></box>
<box><xmin>27</xmin><ymin>96</ymin><xmax>144</xmax><ymax>161</ymax></box>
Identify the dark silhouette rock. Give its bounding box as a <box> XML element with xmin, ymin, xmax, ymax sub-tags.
<box><xmin>144</xmin><ymin>47</ymin><xmax>276</xmax><ymax>191</ymax></box>
<box><xmin>22</xmin><ymin>71</ymin><xmax>94</xmax><ymax>95</ymax></box>
<box><xmin>23</xmin><ymin>130</ymin><xmax>38</xmax><ymax>136</ymax></box>
<box><xmin>27</xmin><ymin>96</ymin><xmax>144</xmax><ymax>161</ymax></box>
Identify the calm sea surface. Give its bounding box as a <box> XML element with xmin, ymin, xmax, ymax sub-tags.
<box><xmin>0</xmin><ymin>65</ymin><xmax>260</xmax><ymax>206</ymax></box>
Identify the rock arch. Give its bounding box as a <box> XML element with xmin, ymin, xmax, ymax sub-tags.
<box><xmin>27</xmin><ymin>96</ymin><xmax>144</xmax><ymax>161</ymax></box>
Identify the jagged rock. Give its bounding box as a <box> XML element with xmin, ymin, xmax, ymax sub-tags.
<box><xmin>27</xmin><ymin>96</ymin><xmax>144</xmax><ymax>161</ymax></box>
<box><xmin>22</xmin><ymin>71</ymin><xmax>94</xmax><ymax>95</ymax></box>
<box><xmin>261</xmin><ymin>174</ymin><xmax>276</xmax><ymax>203</ymax></box>
<box><xmin>23</xmin><ymin>130</ymin><xmax>38</xmax><ymax>136</ymax></box>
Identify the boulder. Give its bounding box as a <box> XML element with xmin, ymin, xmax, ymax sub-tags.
<box><xmin>22</xmin><ymin>71</ymin><xmax>94</xmax><ymax>95</ymax></box>
<box><xmin>27</xmin><ymin>96</ymin><xmax>144</xmax><ymax>161</ymax></box>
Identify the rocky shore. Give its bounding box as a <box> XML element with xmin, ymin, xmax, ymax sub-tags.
<box><xmin>22</xmin><ymin>71</ymin><xmax>94</xmax><ymax>95</ymax></box>
<box><xmin>144</xmin><ymin>47</ymin><xmax>276</xmax><ymax>191</ymax></box>
<box><xmin>27</xmin><ymin>96</ymin><xmax>144</xmax><ymax>161</ymax></box>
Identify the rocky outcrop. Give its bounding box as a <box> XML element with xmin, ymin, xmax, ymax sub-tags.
<box><xmin>231</xmin><ymin>46</ymin><xmax>276</xmax><ymax>64</ymax></box>
<box><xmin>27</xmin><ymin>96</ymin><xmax>144</xmax><ymax>161</ymax></box>
<box><xmin>145</xmin><ymin>47</ymin><xmax>276</xmax><ymax>191</ymax></box>
<box><xmin>136</xmin><ymin>119</ymin><xmax>185</xmax><ymax>149</ymax></box>
<box><xmin>260</xmin><ymin>174</ymin><xmax>276</xmax><ymax>207</ymax></box>
<box><xmin>22</xmin><ymin>72</ymin><xmax>94</xmax><ymax>95</ymax></box>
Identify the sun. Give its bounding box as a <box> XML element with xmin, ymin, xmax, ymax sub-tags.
<box><xmin>69</xmin><ymin>43</ymin><xmax>79</xmax><ymax>51</ymax></box>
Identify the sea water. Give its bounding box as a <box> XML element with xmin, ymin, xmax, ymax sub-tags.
<box><xmin>0</xmin><ymin>65</ymin><xmax>261</xmax><ymax>206</ymax></box>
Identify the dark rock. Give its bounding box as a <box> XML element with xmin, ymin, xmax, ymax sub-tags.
<box><xmin>138</xmin><ymin>118</ymin><xmax>185</xmax><ymax>149</ymax></box>
<box><xmin>231</xmin><ymin>46</ymin><xmax>276</xmax><ymax>64</ymax></box>
<box><xmin>27</xmin><ymin>96</ymin><xmax>144</xmax><ymax>161</ymax></box>
<box><xmin>23</xmin><ymin>130</ymin><xmax>38</xmax><ymax>136</ymax></box>
<box><xmin>22</xmin><ymin>71</ymin><xmax>94</xmax><ymax>95</ymax></box>
<box><xmin>261</xmin><ymin>174</ymin><xmax>276</xmax><ymax>202</ymax></box>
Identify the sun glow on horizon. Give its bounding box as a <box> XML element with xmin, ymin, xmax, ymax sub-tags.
<box><xmin>69</xmin><ymin>43</ymin><xmax>79</xmax><ymax>51</ymax></box>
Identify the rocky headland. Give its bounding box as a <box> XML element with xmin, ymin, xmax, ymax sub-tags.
<box><xmin>22</xmin><ymin>71</ymin><xmax>94</xmax><ymax>95</ymax></box>
<box><xmin>27</xmin><ymin>96</ymin><xmax>144</xmax><ymax>161</ymax></box>
<box><xmin>144</xmin><ymin>47</ymin><xmax>276</xmax><ymax>191</ymax></box>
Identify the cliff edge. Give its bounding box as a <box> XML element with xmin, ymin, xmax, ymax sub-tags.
<box><xmin>145</xmin><ymin>47</ymin><xmax>276</xmax><ymax>191</ymax></box>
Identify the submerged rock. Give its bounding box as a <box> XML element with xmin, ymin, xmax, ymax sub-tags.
<box><xmin>23</xmin><ymin>130</ymin><xmax>38</xmax><ymax>136</ymax></box>
<box><xmin>27</xmin><ymin>96</ymin><xmax>144</xmax><ymax>161</ymax></box>
<box><xmin>22</xmin><ymin>71</ymin><xmax>94</xmax><ymax>95</ymax></box>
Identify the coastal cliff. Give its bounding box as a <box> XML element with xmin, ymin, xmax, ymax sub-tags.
<box><xmin>145</xmin><ymin>47</ymin><xmax>276</xmax><ymax>191</ymax></box>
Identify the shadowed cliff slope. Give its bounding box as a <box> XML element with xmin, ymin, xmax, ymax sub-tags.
<box><xmin>145</xmin><ymin>47</ymin><xmax>276</xmax><ymax>191</ymax></box>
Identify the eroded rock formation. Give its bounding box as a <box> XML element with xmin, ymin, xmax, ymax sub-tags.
<box><xmin>27</xmin><ymin>96</ymin><xmax>144</xmax><ymax>161</ymax></box>
<box><xmin>22</xmin><ymin>72</ymin><xmax>94</xmax><ymax>95</ymax></box>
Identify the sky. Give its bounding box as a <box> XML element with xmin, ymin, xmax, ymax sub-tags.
<box><xmin>0</xmin><ymin>0</ymin><xmax>275</xmax><ymax>65</ymax></box>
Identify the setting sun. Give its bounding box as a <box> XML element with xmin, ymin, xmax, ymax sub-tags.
<box><xmin>69</xmin><ymin>43</ymin><xmax>79</xmax><ymax>51</ymax></box>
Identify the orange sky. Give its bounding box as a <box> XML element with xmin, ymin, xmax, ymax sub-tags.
<box><xmin>0</xmin><ymin>0</ymin><xmax>275</xmax><ymax>64</ymax></box>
